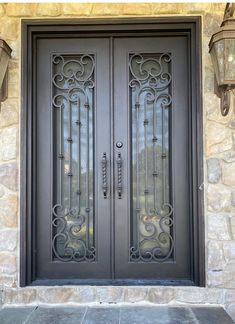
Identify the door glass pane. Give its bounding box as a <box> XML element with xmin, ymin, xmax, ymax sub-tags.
<box><xmin>129</xmin><ymin>53</ymin><xmax>174</xmax><ymax>262</ymax></box>
<box><xmin>52</xmin><ymin>54</ymin><xmax>95</xmax><ymax>262</ymax></box>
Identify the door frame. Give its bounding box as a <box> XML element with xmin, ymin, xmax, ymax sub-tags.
<box><xmin>20</xmin><ymin>17</ymin><xmax>204</xmax><ymax>287</ymax></box>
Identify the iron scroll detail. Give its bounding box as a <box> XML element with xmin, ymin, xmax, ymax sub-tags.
<box><xmin>129</xmin><ymin>52</ymin><xmax>174</xmax><ymax>262</ymax></box>
<box><xmin>51</xmin><ymin>54</ymin><xmax>96</xmax><ymax>262</ymax></box>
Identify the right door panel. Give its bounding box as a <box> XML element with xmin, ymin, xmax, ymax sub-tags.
<box><xmin>114</xmin><ymin>37</ymin><xmax>192</xmax><ymax>280</ymax></box>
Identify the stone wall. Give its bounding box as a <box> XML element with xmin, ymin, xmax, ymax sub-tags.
<box><xmin>1</xmin><ymin>2</ymin><xmax>235</xmax><ymax>320</ymax></box>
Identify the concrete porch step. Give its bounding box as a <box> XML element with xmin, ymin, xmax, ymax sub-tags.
<box><xmin>0</xmin><ymin>305</ymin><xmax>233</xmax><ymax>324</ymax></box>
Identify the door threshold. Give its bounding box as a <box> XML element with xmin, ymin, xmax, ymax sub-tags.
<box><xmin>30</xmin><ymin>279</ymin><xmax>196</xmax><ymax>286</ymax></box>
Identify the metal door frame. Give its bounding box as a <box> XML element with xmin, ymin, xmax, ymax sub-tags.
<box><xmin>20</xmin><ymin>17</ymin><xmax>204</xmax><ymax>287</ymax></box>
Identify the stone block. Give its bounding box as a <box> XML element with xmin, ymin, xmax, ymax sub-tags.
<box><xmin>226</xmin><ymin>304</ymin><xmax>235</xmax><ymax>322</ymax></box>
<box><xmin>222</xmin><ymin>152</ymin><xmax>235</xmax><ymax>163</ymax></box>
<box><xmin>231</xmin><ymin>191</ymin><xmax>235</xmax><ymax>206</ymax></box>
<box><xmin>1</xmin><ymin>18</ymin><xmax>19</xmax><ymax>40</ymax></box>
<box><xmin>8</xmin><ymin>83</ymin><xmax>19</xmax><ymax>98</ymax></box>
<box><xmin>36</xmin><ymin>4</ymin><xmax>61</xmax><ymax>17</ymax></box>
<box><xmin>0</xmin><ymin>4</ymin><xmax>5</xmax><ymax>16</ymax></box>
<box><xmin>0</xmin><ymin>99</ymin><xmax>19</xmax><ymax>128</ymax></box>
<box><xmin>223</xmin><ymin>242</ymin><xmax>235</xmax><ymax>261</ymax></box>
<box><xmin>0</xmin><ymin>162</ymin><xmax>18</xmax><ymax>191</ymax></box>
<box><xmin>182</xmin><ymin>3</ymin><xmax>212</xmax><ymax>13</ymax></box>
<box><xmin>0</xmin><ymin>252</ymin><xmax>16</xmax><ymax>274</ymax></box>
<box><xmin>206</xmin><ymin>122</ymin><xmax>232</xmax><ymax>156</ymax></box>
<box><xmin>6</xmin><ymin>3</ymin><xmax>35</xmax><ymax>17</ymax></box>
<box><xmin>208</xmin><ymin>240</ymin><xmax>225</xmax><ymax>270</ymax></box>
<box><xmin>222</xmin><ymin>162</ymin><xmax>235</xmax><ymax>187</ymax></box>
<box><xmin>205</xmin><ymin>93</ymin><xmax>233</xmax><ymax>125</ymax></box>
<box><xmin>0</xmin><ymin>229</ymin><xmax>17</xmax><ymax>252</ymax></box>
<box><xmin>96</xmin><ymin>287</ymin><xmax>124</xmax><ymax>303</ymax></box>
<box><xmin>123</xmin><ymin>3</ymin><xmax>152</xmax><ymax>15</ymax></box>
<box><xmin>3</xmin><ymin>288</ymin><xmax>36</xmax><ymax>304</ymax></box>
<box><xmin>175</xmin><ymin>287</ymin><xmax>224</xmax><ymax>304</ymax></box>
<box><xmin>0</xmin><ymin>194</ymin><xmax>18</xmax><ymax>228</ymax></box>
<box><xmin>69</xmin><ymin>287</ymin><xmax>96</xmax><ymax>303</ymax></box>
<box><xmin>224</xmin><ymin>261</ymin><xmax>235</xmax><ymax>272</ymax></box>
<box><xmin>123</xmin><ymin>287</ymin><xmax>148</xmax><ymax>303</ymax></box>
<box><xmin>208</xmin><ymin>270</ymin><xmax>235</xmax><ymax>288</ymax></box>
<box><xmin>8</xmin><ymin>65</ymin><xmax>19</xmax><ymax>84</ymax></box>
<box><xmin>148</xmin><ymin>287</ymin><xmax>174</xmax><ymax>304</ymax></box>
<box><xmin>191</xmin><ymin>306</ymin><xmax>234</xmax><ymax>324</ymax></box>
<box><xmin>207</xmin><ymin>185</ymin><xmax>231</xmax><ymax>213</ymax></box>
<box><xmin>207</xmin><ymin>158</ymin><xmax>221</xmax><ymax>183</ymax></box>
<box><xmin>204</xmin><ymin>13</ymin><xmax>222</xmax><ymax>38</ymax></box>
<box><xmin>38</xmin><ymin>288</ymin><xmax>74</xmax><ymax>303</ymax></box>
<box><xmin>92</xmin><ymin>4</ymin><xmax>123</xmax><ymax>16</ymax></box>
<box><xmin>0</xmin><ymin>274</ymin><xmax>16</xmax><ymax>288</ymax></box>
<box><xmin>0</xmin><ymin>127</ymin><xmax>18</xmax><ymax>161</ymax></box>
<box><xmin>28</xmin><ymin>307</ymin><xmax>87</xmax><ymax>323</ymax></box>
<box><xmin>229</xmin><ymin>119</ymin><xmax>235</xmax><ymax>129</ymax></box>
<box><xmin>210</xmin><ymin>3</ymin><xmax>226</xmax><ymax>12</ymax></box>
<box><xmin>224</xmin><ymin>289</ymin><xmax>235</xmax><ymax>304</ymax></box>
<box><xmin>208</xmin><ymin>213</ymin><xmax>231</xmax><ymax>240</ymax></box>
<box><xmin>0</xmin><ymin>185</ymin><xmax>5</xmax><ymax>198</ymax></box>
<box><xmin>62</xmin><ymin>3</ymin><xmax>92</xmax><ymax>16</ymax></box>
<box><xmin>230</xmin><ymin>216</ymin><xmax>235</xmax><ymax>239</ymax></box>
<box><xmin>0</xmin><ymin>307</ymin><xmax>36</xmax><ymax>323</ymax></box>
<box><xmin>204</xmin><ymin>66</ymin><xmax>215</xmax><ymax>93</ymax></box>
<box><xmin>151</xmin><ymin>3</ymin><xmax>181</xmax><ymax>14</ymax></box>
<box><xmin>84</xmin><ymin>307</ymin><xmax>119</xmax><ymax>323</ymax></box>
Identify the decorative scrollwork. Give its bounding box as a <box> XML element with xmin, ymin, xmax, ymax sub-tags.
<box><xmin>129</xmin><ymin>52</ymin><xmax>174</xmax><ymax>262</ymax></box>
<box><xmin>52</xmin><ymin>53</ymin><xmax>95</xmax><ymax>262</ymax></box>
<box><xmin>52</xmin><ymin>205</ymin><xmax>95</xmax><ymax>262</ymax></box>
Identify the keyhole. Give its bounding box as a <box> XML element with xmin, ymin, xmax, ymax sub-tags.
<box><xmin>116</xmin><ymin>141</ymin><xmax>123</xmax><ymax>148</ymax></box>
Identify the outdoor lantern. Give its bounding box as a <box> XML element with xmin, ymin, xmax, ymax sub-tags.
<box><xmin>0</xmin><ymin>39</ymin><xmax>12</xmax><ymax>108</ymax></box>
<box><xmin>209</xmin><ymin>3</ymin><xmax>235</xmax><ymax>116</ymax></box>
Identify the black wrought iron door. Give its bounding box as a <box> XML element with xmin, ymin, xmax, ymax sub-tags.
<box><xmin>35</xmin><ymin>36</ymin><xmax>192</xmax><ymax>282</ymax></box>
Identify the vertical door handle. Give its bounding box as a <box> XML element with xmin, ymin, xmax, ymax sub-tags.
<box><xmin>116</xmin><ymin>152</ymin><xmax>123</xmax><ymax>199</ymax></box>
<box><xmin>101</xmin><ymin>152</ymin><xmax>108</xmax><ymax>199</ymax></box>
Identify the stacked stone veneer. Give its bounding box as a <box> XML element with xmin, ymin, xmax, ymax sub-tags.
<box><xmin>0</xmin><ymin>2</ymin><xmax>235</xmax><ymax>320</ymax></box>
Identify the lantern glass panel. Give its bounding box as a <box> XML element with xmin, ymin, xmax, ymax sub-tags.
<box><xmin>225</xmin><ymin>38</ymin><xmax>235</xmax><ymax>82</ymax></box>
<box><xmin>214</xmin><ymin>40</ymin><xmax>225</xmax><ymax>85</ymax></box>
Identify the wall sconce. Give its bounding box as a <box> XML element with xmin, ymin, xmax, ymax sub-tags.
<box><xmin>0</xmin><ymin>39</ymin><xmax>12</xmax><ymax>109</ymax></box>
<box><xmin>209</xmin><ymin>3</ymin><xmax>235</xmax><ymax>116</ymax></box>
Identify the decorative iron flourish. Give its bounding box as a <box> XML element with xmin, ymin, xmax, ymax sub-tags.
<box><xmin>129</xmin><ymin>53</ymin><xmax>174</xmax><ymax>262</ymax></box>
<box><xmin>52</xmin><ymin>54</ymin><xmax>95</xmax><ymax>262</ymax></box>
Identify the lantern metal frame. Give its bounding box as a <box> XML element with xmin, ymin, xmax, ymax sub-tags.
<box><xmin>209</xmin><ymin>3</ymin><xmax>235</xmax><ymax>116</ymax></box>
<box><xmin>0</xmin><ymin>39</ymin><xmax>12</xmax><ymax>109</ymax></box>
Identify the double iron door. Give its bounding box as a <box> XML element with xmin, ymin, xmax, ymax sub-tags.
<box><xmin>36</xmin><ymin>35</ymin><xmax>191</xmax><ymax>282</ymax></box>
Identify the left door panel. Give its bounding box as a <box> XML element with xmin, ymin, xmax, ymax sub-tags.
<box><xmin>35</xmin><ymin>38</ymin><xmax>111</xmax><ymax>280</ymax></box>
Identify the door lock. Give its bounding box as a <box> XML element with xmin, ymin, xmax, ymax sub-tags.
<box><xmin>116</xmin><ymin>141</ymin><xmax>123</xmax><ymax>148</ymax></box>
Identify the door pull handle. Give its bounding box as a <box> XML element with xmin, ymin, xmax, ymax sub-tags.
<box><xmin>116</xmin><ymin>152</ymin><xmax>123</xmax><ymax>199</ymax></box>
<box><xmin>101</xmin><ymin>152</ymin><xmax>108</xmax><ymax>199</ymax></box>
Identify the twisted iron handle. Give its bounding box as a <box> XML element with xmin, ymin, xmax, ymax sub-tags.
<box><xmin>117</xmin><ymin>152</ymin><xmax>122</xmax><ymax>199</ymax></box>
<box><xmin>102</xmin><ymin>152</ymin><xmax>108</xmax><ymax>199</ymax></box>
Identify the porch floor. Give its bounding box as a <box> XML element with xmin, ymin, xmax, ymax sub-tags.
<box><xmin>0</xmin><ymin>305</ymin><xmax>233</xmax><ymax>324</ymax></box>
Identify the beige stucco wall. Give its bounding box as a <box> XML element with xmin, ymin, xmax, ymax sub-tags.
<box><xmin>1</xmin><ymin>2</ymin><xmax>235</xmax><ymax>320</ymax></box>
